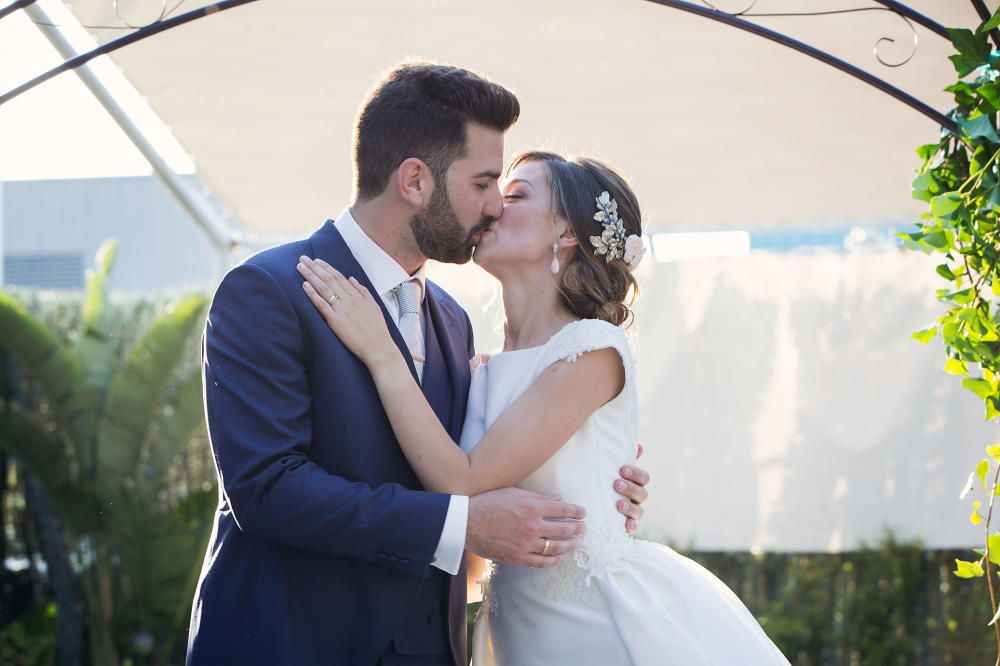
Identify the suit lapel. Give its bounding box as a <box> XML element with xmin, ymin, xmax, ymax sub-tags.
<box><xmin>426</xmin><ymin>286</ymin><xmax>466</xmax><ymax>442</ymax></box>
<box><xmin>420</xmin><ymin>296</ymin><xmax>454</xmax><ymax>435</ymax></box>
<box><xmin>307</xmin><ymin>221</ymin><xmax>420</xmax><ymax>384</ymax></box>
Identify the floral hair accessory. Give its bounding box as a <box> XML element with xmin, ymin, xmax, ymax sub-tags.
<box><xmin>623</xmin><ymin>234</ymin><xmax>646</xmax><ymax>270</ymax></box>
<box><xmin>590</xmin><ymin>191</ymin><xmax>625</xmax><ymax>263</ymax></box>
<box><xmin>590</xmin><ymin>191</ymin><xmax>644</xmax><ymax>270</ymax></box>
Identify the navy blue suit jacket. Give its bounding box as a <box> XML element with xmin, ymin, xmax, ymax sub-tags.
<box><xmin>186</xmin><ymin>220</ymin><xmax>474</xmax><ymax>665</ymax></box>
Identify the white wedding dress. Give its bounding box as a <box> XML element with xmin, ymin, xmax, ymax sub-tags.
<box><xmin>459</xmin><ymin>318</ymin><xmax>790</xmax><ymax>666</ymax></box>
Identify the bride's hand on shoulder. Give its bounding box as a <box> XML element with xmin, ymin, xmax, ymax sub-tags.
<box><xmin>297</xmin><ymin>256</ymin><xmax>396</xmax><ymax>367</ymax></box>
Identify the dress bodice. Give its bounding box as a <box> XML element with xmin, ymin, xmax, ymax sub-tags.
<box><xmin>458</xmin><ymin>319</ymin><xmax>640</xmax><ymax>594</ymax></box>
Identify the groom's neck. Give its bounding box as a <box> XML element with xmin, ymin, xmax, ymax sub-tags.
<box><xmin>350</xmin><ymin>197</ymin><xmax>426</xmax><ymax>276</ymax></box>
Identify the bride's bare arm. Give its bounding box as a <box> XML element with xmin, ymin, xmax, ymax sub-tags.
<box><xmin>297</xmin><ymin>257</ymin><xmax>624</xmax><ymax>496</ymax></box>
<box><xmin>365</xmin><ymin>342</ymin><xmax>623</xmax><ymax>495</ymax></box>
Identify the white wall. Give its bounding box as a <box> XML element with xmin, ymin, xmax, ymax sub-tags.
<box><xmin>430</xmin><ymin>249</ymin><xmax>993</xmax><ymax>552</ymax></box>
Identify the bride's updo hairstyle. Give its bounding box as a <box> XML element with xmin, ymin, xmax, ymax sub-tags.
<box><xmin>507</xmin><ymin>151</ymin><xmax>641</xmax><ymax>327</ymax></box>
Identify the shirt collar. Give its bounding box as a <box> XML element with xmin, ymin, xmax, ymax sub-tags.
<box><xmin>334</xmin><ymin>206</ymin><xmax>426</xmax><ymax>301</ymax></box>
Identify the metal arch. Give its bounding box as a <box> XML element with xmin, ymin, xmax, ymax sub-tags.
<box><xmin>0</xmin><ymin>0</ymin><xmax>36</xmax><ymax>21</ymax></box>
<box><xmin>0</xmin><ymin>0</ymin><xmax>262</xmax><ymax>106</ymax></box>
<box><xmin>644</xmin><ymin>0</ymin><xmax>958</xmax><ymax>133</ymax></box>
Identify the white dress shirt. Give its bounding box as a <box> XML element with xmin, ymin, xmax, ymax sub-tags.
<box><xmin>333</xmin><ymin>207</ymin><xmax>468</xmax><ymax>576</ymax></box>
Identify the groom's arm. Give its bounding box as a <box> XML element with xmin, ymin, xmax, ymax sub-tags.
<box><xmin>204</xmin><ymin>262</ymin><xmax>448</xmax><ymax>577</ymax></box>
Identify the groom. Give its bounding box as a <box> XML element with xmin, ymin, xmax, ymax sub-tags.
<box><xmin>186</xmin><ymin>62</ymin><xmax>650</xmax><ymax>666</ymax></box>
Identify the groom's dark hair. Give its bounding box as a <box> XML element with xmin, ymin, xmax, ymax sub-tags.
<box><xmin>353</xmin><ymin>62</ymin><xmax>520</xmax><ymax>201</ymax></box>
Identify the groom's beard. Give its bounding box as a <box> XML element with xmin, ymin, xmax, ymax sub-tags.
<box><xmin>411</xmin><ymin>183</ymin><xmax>493</xmax><ymax>264</ymax></box>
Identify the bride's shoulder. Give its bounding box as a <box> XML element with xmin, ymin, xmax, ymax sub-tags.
<box><xmin>543</xmin><ymin>318</ymin><xmax>632</xmax><ymax>365</ymax></box>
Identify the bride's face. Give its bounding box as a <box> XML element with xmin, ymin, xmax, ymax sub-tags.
<box><xmin>473</xmin><ymin>160</ymin><xmax>562</xmax><ymax>275</ymax></box>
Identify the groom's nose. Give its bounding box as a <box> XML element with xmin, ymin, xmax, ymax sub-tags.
<box><xmin>483</xmin><ymin>186</ymin><xmax>503</xmax><ymax>221</ymax></box>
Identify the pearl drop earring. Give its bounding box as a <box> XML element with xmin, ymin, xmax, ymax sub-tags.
<box><xmin>550</xmin><ymin>241</ymin><xmax>560</xmax><ymax>274</ymax></box>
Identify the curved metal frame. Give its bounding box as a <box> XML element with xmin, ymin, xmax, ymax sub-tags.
<box><xmin>0</xmin><ymin>0</ymin><xmax>993</xmax><ymax>132</ymax></box>
<box><xmin>0</xmin><ymin>0</ymin><xmax>261</xmax><ymax>106</ymax></box>
<box><xmin>645</xmin><ymin>0</ymin><xmax>959</xmax><ymax>132</ymax></box>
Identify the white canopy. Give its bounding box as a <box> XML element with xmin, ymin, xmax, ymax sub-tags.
<box><xmin>59</xmin><ymin>0</ymin><xmax>979</xmax><ymax>235</ymax></box>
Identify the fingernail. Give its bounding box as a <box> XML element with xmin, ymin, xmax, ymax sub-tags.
<box><xmin>623</xmin><ymin>467</ymin><xmax>633</xmax><ymax>479</ymax></box>
<box><xmin>615</xmin><ymin>480</ymin><xmax>626</xmax><ymax>492</ymax></box>
<box><xmin>619</xmin><ymin>500</ymin><xmax>628</xmax><ymax>511</ymax></box>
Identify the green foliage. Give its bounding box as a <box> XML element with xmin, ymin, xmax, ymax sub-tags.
<box><xmin>0</xmin><ymin>603</ymin><xmax>56</xmax><ymax>666</ymax></box>
<box><xmin>907</xmin><ymin>7</ymin><xmax>1000</xmax><ymax>653</ymax></box>
<box><xmin>0</xmin><ymin>240</ymin><xmax>214</xmax><ymax>665</ymax></box>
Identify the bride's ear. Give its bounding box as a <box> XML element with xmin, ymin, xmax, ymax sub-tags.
<box><xmin>556</xmin><ymin>223</ymin><xmax>579</xmax><ymax>250</ymax></box>
<box><xmin>395</xmin><ymin>158</ymin><xmax>432</xmax><ymax>208</ymax></box>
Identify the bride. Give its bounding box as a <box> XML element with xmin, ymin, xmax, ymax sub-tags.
<box><xmin>297</xmin><ymin>151</ymin><xmax>790</xmax><ymax>665</ymax></box>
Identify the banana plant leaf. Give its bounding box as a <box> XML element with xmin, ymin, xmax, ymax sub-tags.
<box><xmin>95</xmin><ymin>296</ymin><xmax>207</xmax><ymax>492</ymax></box>
<box><xmin>76</xmin><ymin>239</ymin><xmax>118</xmax><ymax>393</ymax></box>
<box><xmin>0</xmin><ymin>404</ymin><xmax>99</xmax><ymax>533</ymax></box>
<box><xmin>0</xmin><ymin>292</ymin><xmax>86</xmax><ymax>424</ymax></box>
<box><xmin>109</xmin><ymin>486</ymin><xmax>216</xmax><ymax>661</ymax></box>
<box><xmin>139</xmin><ymin>371</ymin><xmax>206</xmax><ymax>490</ymax></box>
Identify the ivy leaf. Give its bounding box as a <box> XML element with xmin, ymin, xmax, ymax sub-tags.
<box><xmin>923</xmin><ymin>230</ymin><xmax>951</xmax><ymax>250</ymax></box>
<box><xmin>988</xmin><ymin>396</ymin><xmax>1000</xmax><ymax>421</ymax></box>
<box><xmin>978</xmin><ymin>81</ymin><xmax>1000</xmax><ymax>110</ymax></box>
<box><xmin>959</xmin><ymin>115</ymin><xmax>1000</xmax><ymax>143</ymax></box>
<box><xmin>931</xmin><ymin>193</ymin><xmax>964</xmax><ymax>219</ymax></box>
<box><xmin>955</xmin><ymin>558</ymin><xmax>986</xmax><ymax>578</ymax></box>
<box><xmin>988</xmin><ymin>533</ymin><xmax>1000</xmax><ymax>566</ymax></box>
<box><xmin>936</xmin><ymin>263</ymin><xmax>958</xmax><ymax>281</ymax></box>
<box><xmin>964</xmin><ymin>378</ymin><xmax>993</xmax><ymax>399</ymax></box>
<box><xmin>972</xmin><ymin>500</ymin><xmax>984</xmax><ymax>524</ymax></box>
<box><xmin>912</xmin><ymin>325</ymin><xmax>939</xmax><ymax>343</ymax></box>
<box><xmin>948</xmin><ymin>28</ymin><xmax>991</xmax><ymax>76</ymax></box>
<box><xmin>916</xmin><ymin>143</ymin><xmax>941</xmax><ymax>161</ymax></box>
<box><xmin>945</xmin><ymin>358</ymin><xmax>969</xmax><ymax>375</ymax></box>
<box><xmin>980</xmin><ymin>9</ymin><xmax>1000</xmax><ymax>34</ymax></box>
<box><xmin>912</xmin><ymin>172</ymin><xmax>940</xmax><ymax>202</ymax></box>
<box><xmin>942</xmin><ymin>288</ymin><xmax>974</xmax><ymax>305</ymax></box>
<box><xmin>978</xmin><ymin>460</ymin><xmax>991</xmax><ymax>488</ymax></box>
<box><xmin>987</xmin><ymin>444</ymin><xmax>1000</xmax><ymax>460</ymax></box>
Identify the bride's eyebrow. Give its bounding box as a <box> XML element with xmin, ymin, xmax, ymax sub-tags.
<box><xmin>504</xmin><ymin>178</ymin><xmax>535</xmax><ymax>190</ymax></box>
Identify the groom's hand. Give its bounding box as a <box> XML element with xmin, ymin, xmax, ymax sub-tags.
<box><xmin>616</xmin><ymin>441</ymin><xmax>650</xmax><ymax>535</ymax></box>
<box><xmin>466</xmin><ymin>487</ymin><xmax>585</xmax><ymax>568</ymax></box>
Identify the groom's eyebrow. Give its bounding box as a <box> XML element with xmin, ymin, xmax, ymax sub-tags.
<box><xmin>473</xmin><ymin>170</ymin><xmax>502</xmax><ymax>179</ymax></box>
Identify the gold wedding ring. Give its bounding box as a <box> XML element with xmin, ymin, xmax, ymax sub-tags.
<box><xmin>327</xmin><ymin>293</ymin><xmax>339</xmax><ymax>305</ymax></box>
<box><xmin>541</xmin><ymin>538</ymin><xmax>550</xmax><ymax>556</ymax></box>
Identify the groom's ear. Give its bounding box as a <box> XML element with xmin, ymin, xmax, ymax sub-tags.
<box><xmin>395</xmin><ymin>157</ymin><xmax>433</xmax><ymax>208</ymax></box>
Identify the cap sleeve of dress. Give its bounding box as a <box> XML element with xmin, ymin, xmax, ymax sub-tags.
<box><xmin>534</xmin><ymin>318</ymin><xmax>636</xmax><ymax>391</ymax></box>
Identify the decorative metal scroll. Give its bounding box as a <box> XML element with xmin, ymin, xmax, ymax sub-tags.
<box><xmin>644</xmin><ymin>0</ymin><xmax>987</xmax><ymax>133</ymax></box>
<box><xmin>0</xmin><ymin>0</ymin><xmax>262</xmax><ymax>106</ymax></box>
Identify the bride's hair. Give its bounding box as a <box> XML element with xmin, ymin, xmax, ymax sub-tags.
<box><xmin>507</xmin><ymin>151</ymin><xmax>641</xmax><ymax>327</ymax></box>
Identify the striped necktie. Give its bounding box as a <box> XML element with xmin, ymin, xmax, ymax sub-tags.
<box><xmin>394</xmin><ymin>278</ymin><xmax>424</xmax><ymax>382</ymax></box>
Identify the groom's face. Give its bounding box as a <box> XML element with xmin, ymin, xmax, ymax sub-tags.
<box><xmin>410</xmin><ymin>123</ymin><xmax>504</xmax><ymax>264</ymax></box>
